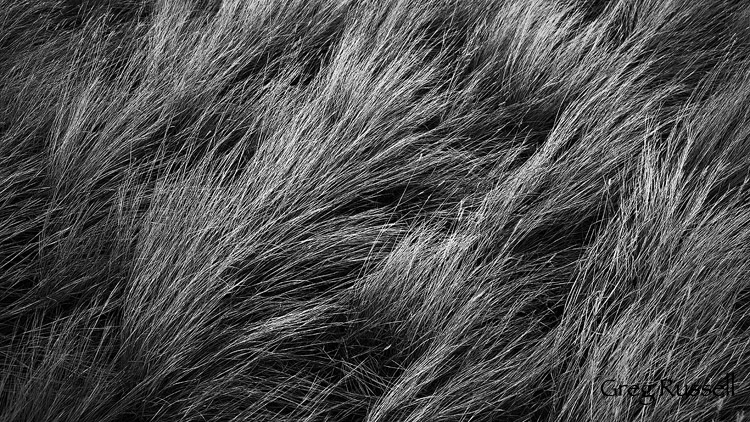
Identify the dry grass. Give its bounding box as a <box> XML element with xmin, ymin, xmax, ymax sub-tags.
<box><xmin>1</xmin><ymin>0</ymin><xmax>749</xmax><ymax>421</ymax></box>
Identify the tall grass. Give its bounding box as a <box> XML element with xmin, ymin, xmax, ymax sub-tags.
<box><xmin>1</xmin><ymin>0</ymin><xmax>749</xmax><ymax>420</ymax></box>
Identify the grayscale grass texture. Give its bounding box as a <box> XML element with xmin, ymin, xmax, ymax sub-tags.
<box><xmin>1</xmin><ymin>0</ymin><xmax>750</xmax><ymax>421</ymax></box>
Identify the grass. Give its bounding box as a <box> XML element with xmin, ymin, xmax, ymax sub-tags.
<box><xmin>1</xmin><ymin>0</ymin><xmax>749</xmax><ymax>420</ymax></box>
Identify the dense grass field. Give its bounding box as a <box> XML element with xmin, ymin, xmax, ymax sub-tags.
<box><xmin>1</xmin><ymin>0</ymin><xmax>749</xmax><ymax>420</ymax></box>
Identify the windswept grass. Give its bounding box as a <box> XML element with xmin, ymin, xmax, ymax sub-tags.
<box><xmin>1</xmin><ymin>0</ymin><xmax>749</xmax><ymax>421</ymax></box>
